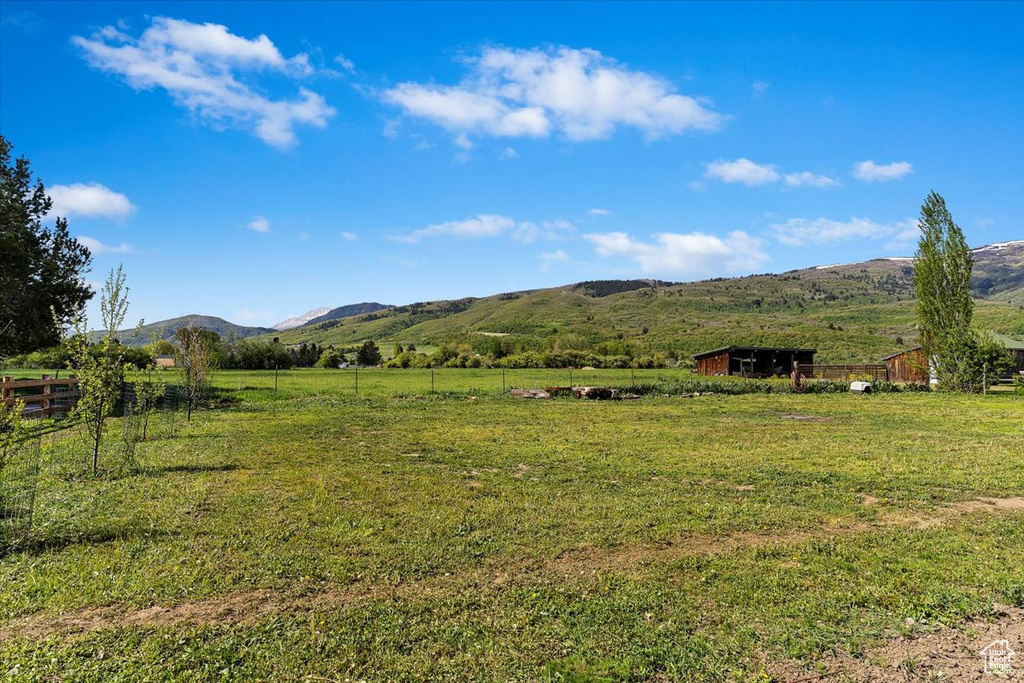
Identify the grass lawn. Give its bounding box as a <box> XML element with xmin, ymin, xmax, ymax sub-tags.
<box><xmin>1</xmin><ymin>378</ymin><xmax>1022</xmax><ymax>681</ymax></box>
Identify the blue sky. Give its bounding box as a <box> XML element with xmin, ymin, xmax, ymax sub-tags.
<box><xmin>2</xmin><ymin>1</ymin><xmax>1022</xmax><ymax>328</ymax></box>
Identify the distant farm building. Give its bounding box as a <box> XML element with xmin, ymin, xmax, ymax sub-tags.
<box><xmin>881</xmin><ymin>348</ymin><xmax>929</xmax><ymax>383</ymax></box>
<box><xmin>155</xmin><ymin>355</ymin><xmax>175</xmax><ymax>369</ymax></box>
<box><xmin>990</xmin><ymin>333</ymin><xmax>1024</xmax><ymax>376</ymax></box>
<box><xmin>694</xmin><ymin>346</ymin><xmax>816</xmax><ymax>378</ymax></box>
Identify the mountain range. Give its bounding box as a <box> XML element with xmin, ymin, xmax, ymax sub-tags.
<box><xmin>125</xmin><ymin>241</ymin><xmax>1024</xmax><ymax>363</ymax></box>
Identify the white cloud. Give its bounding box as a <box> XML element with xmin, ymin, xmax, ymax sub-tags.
<box><xmin>783</xmin><ymin>171</ymin><xmax>841</xmax><ymax>188</ymax></box>
<box><xmin>583</xmin><ymin>231</ymin><xmax>767</xmax><ymax>276</ymax></box>
<box><xmin>247</xmin><ymin>216</ymin><xmax>271</xmax><ymax>233</ymax></box>
<box><xmin>770</xmin><ymin>216</ymin><xmax>919</xmax><ymax>246</ymax></box>
<box><xmin>539</xmin><ymin>249</ymin><xmax>569</xmax><ymax>261</ymax></box>
<box><xmin>588</xmin><ymin>208</ymin><xmax>611</xmax><ymax>216</ymax></box>
<box><xmin>539</xmin><ymin>249</ymin><xmax>570</xmax><ymax>270</ymax></box>
<box><xmin>752</xmin><ymin>80</ymin><xmax>770</xmax><ymax>97</ymax></box>
<box><xmin>498</xmin><ymin>146</ymin><xmax>519</xmax><ymax>160</ymax></box>
<box><xmin>334</xmin><ymin>53</ymin><xmax>355</xmax><ymax>73</ymax></box>
<box><xmin>382</xmin><ymin>118</ymin><xmax>400</xmax><ymax>139</ymax></box>
<box><xmin>392</xmin><ymin>214</ymin><xmax>574</xmax><ymax>243</ymax></box>
<box><xmin>852</xmin><ymin>160</ymin><xmax>913</xmax><ymax>183</ymax></box>
<box><xmin>76</xmin><ymin>236</ymin><xmax>135</xmax><ymax>254</ymax></box>
<box><xmin>884</xmin><ymin>225</ymin><xmax>923</xmax><ymax>251</ymax></box>
<box><xmin>704</xmin><ymin>158</ymin><xmax>839</xmax><ymax>189</ymax></box>
<box><xmin>73</xmin><ymin>17</ymin><xmax>335</xmax><ymax>148</ymax></box>
<box><xmin>705</xmin><ymin>158</ymin><xmax>780</xmax><ymax>186</ymax></box>
<box><xmin>47</xmin><ymin>182</ymin><xmax>136</xmax><ymax>219</ymax></box>
<box><xmin>340</xmin><ymin>231</ymin><xmax>358</xmax><ymax>241</ymax></box>
<box><xmin>454</xmin><ymin>132</ymin><xmax>474</xmax><ymax>150</ymax></box>
<box><xmin>394</xmin><ymin>214</ymin><xmax>514</xmax><ymax>243</ymax></box>
<box><xmin>382</xmin><ymin>45</ymin><xmax>724</xmax><ymax>146</ymax></box>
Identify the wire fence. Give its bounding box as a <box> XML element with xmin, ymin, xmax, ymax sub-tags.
<box><xmin>210</xmin><ymin>367</ymin><xmax>696</xmax><ymax>397</ymax></box>
<box><xmin>0</xmin><ymin>435</ymin><xmax>41</xmax><ymax>548</ymax></box>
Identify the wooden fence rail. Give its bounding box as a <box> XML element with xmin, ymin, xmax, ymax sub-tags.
<box><xmin>1</xmin><ymin>374</ymin><xmax>80</xmax><ymax>419</ymax></box>
<box><xmin>795</xmin><ymin>364</ymin><xmax>889</xmax><ymax>382</ymax></box>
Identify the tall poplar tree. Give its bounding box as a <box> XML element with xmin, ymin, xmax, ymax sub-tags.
<box><xmin>913</xmin><ymin>191</ymin><xmax>976</xmax><ymax>390</ymax></box>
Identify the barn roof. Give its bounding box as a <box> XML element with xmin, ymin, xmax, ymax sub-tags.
<box><xmin>990</xmin><ymin>332</ymin><xmax>1024</xmax><ymax>351</ymax></box>
<box><xmin>879</xmin><ymin>347</ymin><xmax>922</xmax><ymax>361</ymax></box>
<box><xmin>692</xmin><ymin>345</ymin><xmax>817</xmax><ymax>360</ymax></box>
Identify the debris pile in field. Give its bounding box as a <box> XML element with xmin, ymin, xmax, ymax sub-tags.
<box><xmin>510</xmin><ymin>389</ymin><xmax>551</xmax><ymax>399</ymax></box>
<box><xmin>510</xmin><ymin>386</ymin><xmax>621</xmax><ymax>400</ymax></box>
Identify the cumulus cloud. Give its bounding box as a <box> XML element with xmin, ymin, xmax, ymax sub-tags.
<box><xmin>583</xmin><ymin>231</ymin><xmax>767</xmax><ymax>276</ymax></box>
<box><xmin>498</xmin><ymin>146</ymin><xmax>519</xmax><ymax>160</ymax></box>
<box><xmin>382</xmin><ymin>46</ymin><xmax>724</xmax><ymax>146</ymax></box>
<box><xmin>72</xmin><ymin>17</ymin><xmax>335</xmax><ymax>148</ymax></box>
<box><xmin>340</xmin><ymin>231</ymin><xmax>358</xmax><ymax>241</ymax></box>
<box><xmin>705</xmin><ymin>158</ymin><xmax>780</xmax><ymax>186</ymax></box>
<box><xmin>852</xmin><ymin>160</ymin><xmax>913</xmax><ymax>183</ymax></box>
<box><xmin>76</xmin><ymin>236</ymin><xmax>135</xmax><ymax>254</ymax></box>
<box><xmin>247</xmin><ymin>216</ymin><xmax>271</xmax><ymax>233</ymax></box>
<box><xmin>392</xmin><ymin>214</ymin><xmax>574</xmax><ymax>244</ymax></box>
<box><xmin>588</xmin><ymin>208</ymin><xmax>611</xmax><ymax>216</ymax></box>
<box><xmin>47</xmin><ymin>182</ymin><xmax>136</xmax><ymax>219</ymax></box>
<box><xmin>770</xmin><ymin>216</ymin><xmax>919</xmax><ymax>246</ymax></box>
<box><xmin>704</xmin><ymin>158</ymin><xmax>840</xmax><ymax>189</ymax></box>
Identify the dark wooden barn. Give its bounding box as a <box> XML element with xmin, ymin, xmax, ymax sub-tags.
<box><xmin>693</xmin><ymin>346</ymin><xmax>816</xmax><ymax>378</ymax></box>
<box><xmin>881</xmin><ymin>347</ymin><xmax>929</xmax><ymax>383</ymax></box>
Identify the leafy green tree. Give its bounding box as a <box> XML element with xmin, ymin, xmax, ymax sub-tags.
<box><xmin>355</xmin><ymin>340</ymin><xmax>382</xmax><ymax>366</ymax></box>
<box><xmin>67</xmin><ymin>266</ymin><xmax>137</xmax><ymax>475</ymax></box>
<box><xmin>1</xmin><ymin>135</ymin><xmax>93</xmax><ymax>356</ymax></box>
<box><xmin>913</xmin><ymin>192</ymin><xmax>976</xmax><ymax>390</ymax></box>
<box><xmin>315</xmin><ymin>347</ymin><xmax>346</xmax><ymax>368</ymax></box>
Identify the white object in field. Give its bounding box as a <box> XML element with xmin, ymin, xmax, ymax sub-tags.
<box><xmin>850</xmin><ymin>381</ymin><xmax>872</xmax><ymax>394</ymax></box>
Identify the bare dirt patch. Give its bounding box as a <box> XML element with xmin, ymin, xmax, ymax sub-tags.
<box><xmin>768</xmin><ymin>603</ymin><xmax>1024</xmax><ymax>682</ymax></box>
<box><xmin>953</xmin><ymin>496</ymin><xmax>1024</xmax><ymax>513</ymax></box>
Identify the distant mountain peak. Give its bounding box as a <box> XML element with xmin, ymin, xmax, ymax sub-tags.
<box><xmin>273</xmin><ymin>307</ymin><xmax>331</xmax><ymax>331</ymax></box>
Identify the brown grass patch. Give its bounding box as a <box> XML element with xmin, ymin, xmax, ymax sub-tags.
<box><xmin>768</xmin><ymin>604</ymin><xmax>1024</xmax><ymax>682</ymax></box>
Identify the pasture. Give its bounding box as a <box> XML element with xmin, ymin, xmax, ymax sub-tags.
<box><xmin>1</xmin><ymin>371</ymin><xmax>1022</xmax><ymax>681</ymax></box>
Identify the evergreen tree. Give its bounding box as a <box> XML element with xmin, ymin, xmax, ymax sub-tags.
<box><xmin>0</xmin><ymin>136</ymin><xmax>92</xmax><ymax>355</ymax></box>
<box><xmin>355</xmin><ymin>340</ymin><xmax>382</xmax><ymax>366</ymax></box>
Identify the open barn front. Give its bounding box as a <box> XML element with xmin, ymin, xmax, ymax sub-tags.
<box><xmin>693</xmin><ymin>346</ymin><xmax>817</xmax><ymax>378</ymax></box>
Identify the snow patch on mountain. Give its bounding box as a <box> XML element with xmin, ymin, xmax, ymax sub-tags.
<box><xmin>273</xmin><ymin>307</ymin><xmax>331</xmax><ymax>331</ymax></box>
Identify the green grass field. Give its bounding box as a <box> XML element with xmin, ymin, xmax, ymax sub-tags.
<box><xmin>1</xmin><ymin>372</ymin><xmax>1022</xmax><ymax>681</ymax></box>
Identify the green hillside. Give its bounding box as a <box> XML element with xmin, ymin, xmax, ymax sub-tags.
<box><xmin>268</xmin><ymin>242</ymin><xmax>1024</xmax><ymax>364</ymax></box>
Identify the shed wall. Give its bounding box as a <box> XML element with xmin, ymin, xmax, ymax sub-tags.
<box><xmin>696</xmin><ymin>351</ymin><xmax>731</xmax><ymax>376</ymax></box>
<box><xmin>887</xmin><ymin>349</ymin><xmax>929</xmax><ymax>383</ymax></box>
